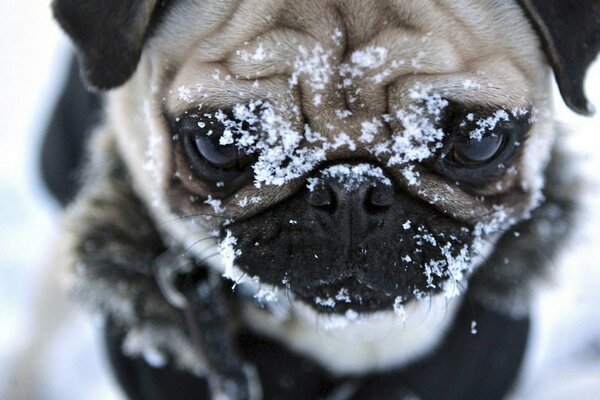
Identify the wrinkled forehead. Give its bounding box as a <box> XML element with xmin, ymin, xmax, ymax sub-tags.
<box><xmin>149</xmin><ymin>0</ymin><xmax>545</xmax><ymax>114</ymax></box>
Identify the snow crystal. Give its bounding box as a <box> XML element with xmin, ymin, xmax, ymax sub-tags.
<box><xmin>331</xmin><ymin>132</ymin><xmax>357</xmax><ymax>151</ymax></box>
<box><xmin>473</xmin><ymin>206</ymin><xmax>514</xmax><ymax>237</ymax></box>
<box><xmin>372</xmin><ymin>69</ymin><xmax>392</xmax><ymax>84</ymax></box>
<box><xmin>471</xmin><ymin>320</ymin><xmax>478</xmax><ymax>335</ymax></box>
<box><xmin>401</xmin><ymin>165</ymin><xmax>420</xmax><ymax>186</ymax></box>
<box><xmin>313</xmin><ymin>163</ymin><xmax>392</xmax><ymax>191</ymax></box>
<box><xmin>315</xmin><ymin>297</ymin><xmax>336</xmax><ymax>308</ymax></box>
<box><xmin>511</xmin><ymin>107</ymin><xmax>531</xmax><ymax>118</ymax></box>
<box><xmin>254</xmin><ymin>287</ymin><xmax>279</xmax><ymax>303</ymax></box>
<box><xmin>204</xmin><ymin>196</ymin><xmax>224</xmax><ymax>213</ymax></box>
<box><xmin>393</xmin><ymin>297</ymin><xmax>407</xmax><ymax>321</ymax></box>
<box><xmin>237</xmin><ymin>42</ymin><xmax>273</xmax><ymax>63</ymax></box>
<box><xmin>359</xmin><ymin>118</ymin><xmax>382</xmax><ymax>144</ymax></box>
<box><xmin>335</xmin><ymin>109</ymin><xmax>353</xmax><ymax>119</ymax></box>
<box><xmin>331</xmin><ymin>27</ymin><xmax>343</xmax><ymax>44</ymax></box>
<box><xmin>313</xmin><ymin>94</ymin><xmax>322</xmax><ymax>106</ymax></box>
<box><xmin>335</xmin><ymin>288</ymin><xmax>351</xmax><ymax>303</ymax></box>
<box><xmin>469</xmin><ymin>109</ymin><xmax>510</xmax><ymax>140</ymax></box>
<box><xmin>462</xmin><ymin>79</ymin><xmax>481</xmax><ymax>90</ymax></box>
<box><xmin>350</xmin><ymin>47</ymin><xmax>388</xmax><ymax>69</ymax></box>
<box><xmin>413</xmin><ymin>289</ymin><xmax>426</xmax><ymax>301</ymax></box>
<box><xmin>306</xmin><ymin>177</ymin><xmax>321</xmax><ymax>192</ymax></box>
<box><xmin>221</xmin><ymin>100</ymin><xmax>328</xmax><ymax>187</ymax></box>
<box><xmin>372</xmin><ymin>85</ymin><xmax>448</xmax><ymax>171</ymax></box>
<box><xmin>177</xmin><ymin>86</ymin><xmax>194</xmax><ymax>103</ymax></box>
<box><xmin>237</xmin><ymin>196</ymin><xmax>262</xmax><ymax>208</ymax></box>
<box><xmin>219</xmin><ymin>230</ymin><xmax>242</xmax><ymax>280</ymax></box>
<box><xmin>290</xmin><ymin>44</ymin><xmax>333</xmax><ymax>91</ymax></box>
<box><xmin>337</xmin><ymin>46</ymin><xmax>390</xmax><ymax>85</ymax></box>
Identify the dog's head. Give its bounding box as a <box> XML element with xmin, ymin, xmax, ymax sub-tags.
<box><xmin>54</xmin><ymin>0</ymin><xmax>600</xmax><ymax>315</ymax></box>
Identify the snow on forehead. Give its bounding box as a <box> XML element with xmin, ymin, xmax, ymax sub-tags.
<box><xmin>290</xmin><ymin>43</ymin><xmax>394</xmax><ymax>96</ymax></box>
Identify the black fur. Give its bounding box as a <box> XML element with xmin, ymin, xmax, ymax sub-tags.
<box><xmin>179</xmin><ymin>269</ymin><xmax>256</xmax><ymax>400</ymax></box>
<box><xmin>518</xmin><ymin>0</ymin><xmax>600</xmax><ymax>115</ymax></box>
<box><xmin>40</xmin><ymin>56</ymin><xmax>102</xmax><ymax>206</ymax></box>
<box><xmin>51</xmin><ymin>0</ymin><xmax>170</xmax><ymax>89</ymax></box>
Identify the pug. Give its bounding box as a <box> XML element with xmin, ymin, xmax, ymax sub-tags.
<box><xmin>50</xmin><ymin>0</ymin><xmax>599</xmax><ymax>399</ymax></box>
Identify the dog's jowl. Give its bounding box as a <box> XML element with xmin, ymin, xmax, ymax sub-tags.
<box><xmin>49</xmin><ymin>1</ymin><xmax>600</xmax><ymax>399</ymax></box>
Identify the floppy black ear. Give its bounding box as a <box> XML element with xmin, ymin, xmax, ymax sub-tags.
<box><xmin>52</xmin><ymin>0</ymin><xmax>162</xmax><ymax>90</ymax></box>
<box><xmin>518</xmin><ymin>0</ymin><xmax>600</xmax><ymax>115</ymax></box>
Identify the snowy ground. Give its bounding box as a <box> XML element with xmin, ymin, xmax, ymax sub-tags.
<box><xmin>0</xmin><ymin>2</ymin><xmax>598</xmax><ymax>399</ymax></box>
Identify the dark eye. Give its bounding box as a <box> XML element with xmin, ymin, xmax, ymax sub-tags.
<box><xmin>193</xmin><ymin>133</ymin><xmax>242</xmax><ymax>168</ymax></box>
<box><xmin>173</xmin><ymin>109</ymin><xmax>255</xmax><ymax>191</ymax></box>
<box><xmin>434</xmin><ymin>107</ymin><xmax>530</xmax><ymax>185</ymax></box>
<box><xmin>451</xmin><ymin>133</ymin><xmax>505</xmax><ymax>166</ymax></box>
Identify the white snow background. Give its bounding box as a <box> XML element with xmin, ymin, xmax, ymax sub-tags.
<box><xmin>0</xmin><ymin>2</ymin><xmax>598</xmax><ymax>399</ymax></box>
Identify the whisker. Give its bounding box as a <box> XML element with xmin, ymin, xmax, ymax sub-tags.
<box><xmin>548</xmin><ymin>118</ymin><xmax>577</xmax><ymax>134</ymax></box>
<box><xmin>158</xmin><ymin>212</ymin><xmax>224</xmax><ymax>226</ymax></box>
<box><xmin>234</xmin><ymin>272</ymin><xmax>248</xmax><ymax>289</ymax></box>
<box><xmin>173</xmin><ymin>235</ymin><xmax>221</xmax><ymax>273</ymax></box>
<box><xmin>473</xmin><ymin>197</ymin><xmax>526</xmax><ymax>220</ymax></box>
<box><xmin>284</xmin><ymin>284</ymin><xmax>298</xmax><ymax>313</ymax></box>
<box><xmin>189</xmin><ymin>251</ymin><xmax>221</xmax><ymax>268</ymax></box>
<box><xmin>180</xmin><ymin>236</ymin><xmax>220</xmax><ymax>257</ymax></box>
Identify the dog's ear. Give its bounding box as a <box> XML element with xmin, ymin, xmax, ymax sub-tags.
<box><xmin>518</xmin><ymin>0</ymin><xmax>600</xmax><ymax>115</ymax></box>
<box><xmin>52</xmin><ymin>0</ymin><xmax>163</xmax><ymax>90</ymax></box>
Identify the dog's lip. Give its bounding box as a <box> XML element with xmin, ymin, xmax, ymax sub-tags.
<box><xmin>290</xmin><ymin>277</ymin><xmax>401</xmax><ymax>313</ymax></box>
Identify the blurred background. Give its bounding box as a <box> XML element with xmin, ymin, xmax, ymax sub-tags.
<box><xmin>0</xmin><ymin>1</ymin><xmax>598</xmax><ymax>399</ymax></box>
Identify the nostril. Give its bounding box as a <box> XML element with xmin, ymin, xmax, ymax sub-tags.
<box><xmin>367</xmin><ymin>184</ymin><xmax>395</xmax><ymax>209</ymax></box>
<box><xmin>307</xmin><ymin>185</ymin><xmax>336</xmax><ymax>211</ymax></box>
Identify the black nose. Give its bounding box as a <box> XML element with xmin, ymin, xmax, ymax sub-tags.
<box><xmin>306</xmin><ymin>167</ymin><xmax>395</xmax><ymax>214</ymax></box>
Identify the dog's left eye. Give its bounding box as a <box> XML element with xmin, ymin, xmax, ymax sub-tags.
<box><xmin>433</xmin><ymin>108</ymin><xmax>530</xmax><ymax>185</ymax></box>
<box><xmin>451</xmin><ymin>133</ymin><xmax>504</xmax><ymax>166</ymax></box>
<box><xmin>173</xmin><ymin>110</ymin><xmax>255</xmax><ymax>191</ymax></box>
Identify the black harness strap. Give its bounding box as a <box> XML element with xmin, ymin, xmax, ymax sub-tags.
<box><xmin>179</xmin><ymin>272</ymin><xmax>259</xmax><ymax>400</ymax></box>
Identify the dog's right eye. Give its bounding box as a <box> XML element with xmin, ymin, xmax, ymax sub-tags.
<box><xmin>173</xmin><ymin>110</ymin><xmax>255</xmax><ymax>190</ymax></box>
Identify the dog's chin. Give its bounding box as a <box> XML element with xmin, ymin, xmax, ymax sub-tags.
<box><xmin>222</xmin><ymin>182</ymin><xmax>479</xmax><ymax>315</ymax></box>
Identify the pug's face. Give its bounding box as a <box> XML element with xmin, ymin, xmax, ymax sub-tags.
<box><xmin>100</xmin><ymin>0</ymin><xmax>559</xmax><ymax>315</ymax></box>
